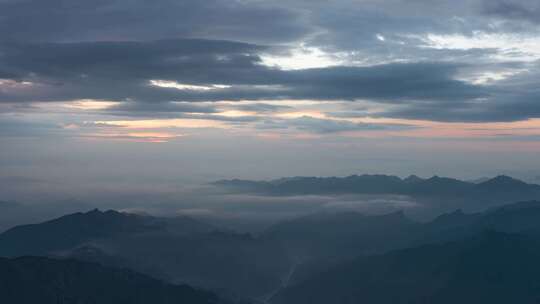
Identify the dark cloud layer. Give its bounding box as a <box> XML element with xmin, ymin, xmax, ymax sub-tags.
<box><xmin>0</xmin><ymin>39</ymin><xmax>484</xmax><ymax>104</ymax></box>
<box><xmin>0</xmin><ymin>0</ymin><xmax>311</xmax><ymax>43</ymax></box>
<box><xmin>0</xmin><ymin>0</ymin><xmax>539</xmax><ymax>124</ymax></box>
<box><xmin>259</xmin><ymin>116</ymin><xmax>415</xmax><ymax>134</ymax></box>
<box><xmin>482</xmin><ymin>0</ymin><xmax>540</xmax><ymax>24</ymax></box>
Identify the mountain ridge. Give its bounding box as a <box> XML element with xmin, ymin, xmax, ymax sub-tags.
<box><xmin>271</xmin><ymin>231</ymin><xmax>540</xmax><ymax>304</ymax></box>
<box><xmin>214</xmin><ymin>174</ymin><xmax>540</xmax><ymax>197</ymax></box>
<box><xmin>0</xmin><ymin>255</ymin><xmax>239</xmax><ymax>304</ymax></box>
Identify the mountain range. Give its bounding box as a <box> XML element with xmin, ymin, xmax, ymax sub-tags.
<box><xmin>0</xmin><ymin>209</ymin><xmax>289</xmax><ymax>299</ymax></box>
<box><xmin>259</xmin><ymin>200</ymin><xmax>540</xmax><ymax>289</ymax></box>
<box><xmin>215</xmin><ymin>174</ymin><xmax>540</xmax><ymax>200</ymax></box>
<box><xmin>4</xmin><ymin>200</ymin><xmax>540</xmax><ymax>303</ymax></box>
<box><xmin>271</xmin><ymin>231</ymin><xmax>540</xmax><ymax>304</ymax></box>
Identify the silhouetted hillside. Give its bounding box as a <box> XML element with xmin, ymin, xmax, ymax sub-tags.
<box><xmin>419</xmin><ymin>200</ymin><xmax>540</xmax><ymax>244</ymax></box>
<box><xmin>89</xmin><ymin>230</ymin><xmax>290</xmax><ymax>297</ymax></box>
<box><xmin>0</xmin><ymin>256</ymin><xmax>237</xmax><ymax>304</ymax></box>
<box><xmin>0</xmin><ymin>209</ymin><xmax>289</xmax><ymax>298</ymax></box>
<box><xmin>0</xmin><ymin>209</ymin><xmax>214</xmax><ymax>256</ymax></box>
<box><xmin>262</xmin><ymin>211</ymin><xmax>420</xmax><ymax>261</ymax></box>
<box><xmin>272</xmin><ymin>231</ymin><xmax>540</xmax><ymax>304</ymax></box>
<box><xmin>264</xmin><ymin>201</ymin><xmax>540</xmax><ymax>258</ymax></box>
<box><xmin>262</xmin><ymin>200</ymin><xmax>540</xmax><ymax>286</ymax></box>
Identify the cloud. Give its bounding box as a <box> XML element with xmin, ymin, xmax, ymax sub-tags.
<box><xmin>105</xmin><ymin>101</ymin><xmax>219</xmax><ymax>118</ymax></box>
<box><xmin>0</xmin><ymin>39</ymin><xmax>268</xmax><ymax>103</ymax></box>
<box><xmin>381</xmin><ymin>62</ymin><xmax>540</xmax><ymax>122</ymax></box>
<box><xmin>235</xmin><ymin>103</ymin><xmax>293</xmax><ymax>113</ymax></box>
<box><xmin>482</xmin><ymin>0</ymin><xmax>540</xmax><ymax>24</ymax></box>
<box><xmin>0</xmin><ymin>39</ymin><xmax>484</xmax><ymax>103</ymax></box>
<box><xmin>4</xmin><ymin>36</ymin><xmax>540</xmax><ymax>124</ymax></box>
<box><xmin>0</xmin><ymin>0</ymin><xmax>312</xmax><ymax>44</ymax></box>
<box><xmin>0</xmin><ymin>38</ymin><xmax>265</xmax><ymax>84</ymax></box>
<box><xmin>0</xmin><ymin>0</ymin><xmax>539</xmax><ymax>127</ymax></box>
<box><xmin>256</xmin><ymin>116</ymin><xmax>415</xmax><ymax>134</ymax></box>
<box><xmin>0</xmin><ymin>117</ymin><xmax>64</xmax><ymax>137</ymax></box>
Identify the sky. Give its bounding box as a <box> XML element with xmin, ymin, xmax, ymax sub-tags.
<box><xmin>1</xmin><ymin>0</ymin><xmax>540</xmax><ymax>203</ymax></box>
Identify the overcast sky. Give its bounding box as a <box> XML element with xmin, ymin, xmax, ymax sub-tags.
<box><xmin>2</xmin><ymin>0</ymin><xmax>540</xmax><ymax>201</ymax></box>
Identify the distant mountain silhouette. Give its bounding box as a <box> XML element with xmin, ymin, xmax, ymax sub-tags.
<box><xmin>216</xmin><ymin>174</ymin><xmax>406</xmax><ymax>195</ymax></box>
<box><xmin>0</xmin><ymin>256</ymin><xmax>237</xmax><ymax>304</ymax></box>
<box><xmin>475</xmin><ymin>175</ymin><xmax>536</xmax><ymax>194</ymax></box>
<box><xmin>468</xmin><ymin>177</ymin><xmax>491</xmax><ymax>184</ymax></box>
<box><xmin>271</xmin><ymin>231</ymin><xmax>540</xmax><ymax>304</ymax></box>
<box><xmin>215</xmin><ymin>174</ymin><xmax>540</xmax><ymax>200</ymax></box>
<box><xmin>410</xmin><ymin>175</ymin><xmax>474</xmax><ymax>195</ymax></box>
<box><xmin>403</xmin><ymin>174</ymin><xmax>424</xmax><ymax>184</ymax></box>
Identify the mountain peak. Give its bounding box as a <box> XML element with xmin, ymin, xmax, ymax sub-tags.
<box><xmin>492</xmin><ymin>175</ymin><xmax>520</xmax><ymax>181</ymax></box>
<box><xmin>426</xmin><ymin>175</ymin><xmax>453</xmax><ymax>182</ymax></box>
<box><xmin>480</xmin><ymin>175</ymin><xmax>528</xmax><ymax>187</ymax></box>
<box><xmin>404</xmin><ymin>175</ymin><xmax>423</xmax><ymax>183</ymax></box>
<box><xmin>429</xmin><ymin>208</ymin><xmax>472</xmax><ymax>228</ymax></box>
<box><xmin>0</xmin><ymin>209</ymin><xmax>159</xmax><ymax>257</ymax></box>
<box><xmin>85</xmin><ymin>208</ymin><xmax>114</xmax><ymax>215</ymax></box>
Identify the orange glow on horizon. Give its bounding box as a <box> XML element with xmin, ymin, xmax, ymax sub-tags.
<box><xmin>93</xmin><ymin>118</ymin><xmax>227</xmax><ymax>129</ymax></box>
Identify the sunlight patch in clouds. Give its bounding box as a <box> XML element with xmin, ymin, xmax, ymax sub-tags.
<box><xmin>416</xmin><ymin>32</ymin><xmax>540</xmax><ymax>62</ymax></box>
<box><xmin>93</xmin><ymin>118</ymin><xmax>227</xmax><ymax>129</ymax></box>
<box><xmin>64</xmin><ymin>100</ymin><xmax>117</xmax><ymax>110</ymax></box>
<box><xmin>214</xmin><ymin>110</ymin><xmax>258</xmax><ymax>117</ymax></box>
<box><xmin>0</xmin><ymin>79</ymin><xmax>34</xmax><ymax>88</ymax></box>
<box><xmin>84</xmin><ymin>132</ymin><xmax>182</xmax><ymax>143</ymax></box>
<box><xmin>149</xmin><ymin>80</ymin><xmax>231</xmax><ymax>91</ymax></box>
<box><xmin>260</xmin><ymin>45</ymin><xmax>343</xmax><ymax>70</ymax></box>
<box><xmin>276</xmin><ymin>111</ymin><xmax>327</xmax><ymax>119</ymax></box>
<box><xmin>463</xmin><ymin>70</ymin><xmax>526</xmax><ymax>85</ymax></box>
<box><xmin>376</xmin><ymin>34</ymin><xmax>386</xmax><ymax>42</ymax></box>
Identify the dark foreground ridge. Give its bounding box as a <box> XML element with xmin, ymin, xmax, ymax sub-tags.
<box><xmin>271</xmin><ymin>231</ymin><xmax>540</xmax><ymax>304</ymax></box>
<box><xmin>0</xmin><ymin>256</ymin><xmax>237</xmax><ymax>304</ymax></box>
<box><xmin>0</xmin><ymin>209</ymin><xmax>288</xmax><ymax>299</ymax></box>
